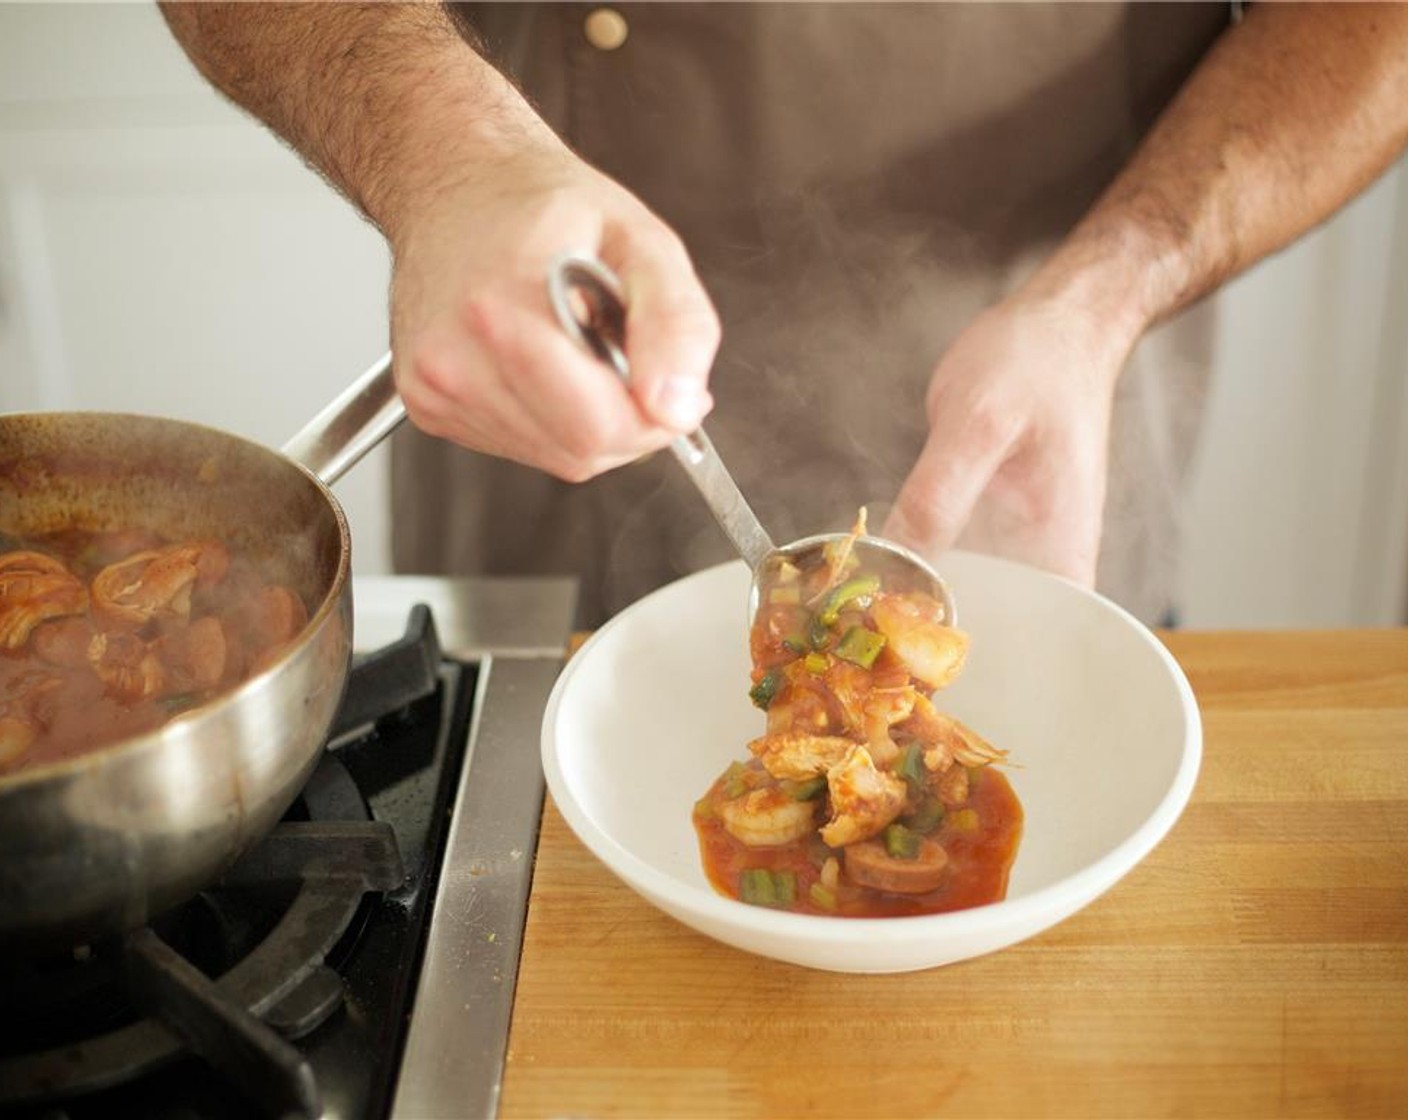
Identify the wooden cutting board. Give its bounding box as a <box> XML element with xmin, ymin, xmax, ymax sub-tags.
<box><xmin>500</xmin><ymin>631</ymin><xmax>1408</xmax><ymax>1118</ymax></box>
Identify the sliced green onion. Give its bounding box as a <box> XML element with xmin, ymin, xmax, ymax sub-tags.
<box><xmin>739</xmin><ymin>868</ymin><xmax>797</xmax><ymax>909</ymax></box>
<box><xmin>739</xmin><ymin>868</ymin><xmax>776</xmax><ymax>906</ymax></box>
<box><xmin>883</xmin><ymin>823</ymin><xmax>923</xmax><ymax>860</ymax></box>
<box><xmin>903</xmin><ymin>798</ymin><xmax>946</xmax><ymax>834</ymax></box>
<box><xmin>834</xmin><ymin>626</ymin><xmax>886</xmax><ymax>669</ymax></box>
<box><xmin>896</xmin><ymin>742</ymin><xmax>926</xmax><ymax>791</ymax></box>
<box><xmin>748</xmin><ymin>668</ymin><xmax>784</xmax><ymax>710</ymax></box>
<box><xmin>808</xmin><ymin>882</ymin><xmax>838</xmax><ymax>911</ymax></box>
<box><xmin>818</xmin><ymin>574</ymin><xmax>882</xmax><ymax>626</ymax></box>
<box><xmin>804</xmin><ymin>652</ymin><xmax>829</xmax><ymax>675</ymax></box>
<box><xmin>722</xmin><ymin>761</ymin><xmax>749</xmax><ymax>800</ymax></box>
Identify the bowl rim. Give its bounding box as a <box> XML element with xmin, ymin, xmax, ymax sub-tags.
<box><xmin>541</xmin><ymin>553</ymin><xmax>1202</xmax><ymax>946</ymax></box>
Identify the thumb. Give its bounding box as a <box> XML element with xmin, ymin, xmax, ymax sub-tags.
<box><xmin>612</xmin><ymin>232</ymin><xmax>719</xmax><ymax>433</ymax></box>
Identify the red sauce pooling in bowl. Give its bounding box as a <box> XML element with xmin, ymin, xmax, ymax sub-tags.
<box><xmin>694</xmin><ymin>761</ymin><xmax>1023</xmax><ymax>918</ymax></box>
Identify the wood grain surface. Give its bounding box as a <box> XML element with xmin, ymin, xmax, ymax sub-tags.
<box><xmin>499</xmin><ymin>631</ymin><xmax>1408</xmax><ymax>1119</ymax></box>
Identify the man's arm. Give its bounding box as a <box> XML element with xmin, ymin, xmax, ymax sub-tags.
<box><xmin>1038</xmin><ymin>0</ymin><xmax>1408</xmax><ymax>338</ymax></box>
<box><xmin>887</xmin><ymin>2</ymin><xmax>1408</xmax><ymax>588</ymax></box>
<box><xmin>161</xmin><ymin>3</ymin><xmax>529</xmax><ymax>243</ymax></box>
<box><xmin>160</xmin><ymin>2</ymin><xmax>718</xmax><ymax>480</ymax></box>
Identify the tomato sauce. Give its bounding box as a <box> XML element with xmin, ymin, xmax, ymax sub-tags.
<box><xmin>694</xmin><ymin>763</ymin><xmax>1023</xmax><ymax>918</ymax></box>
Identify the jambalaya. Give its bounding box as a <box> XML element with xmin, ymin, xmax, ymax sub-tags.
<box><xmin>694</xmin><ymin>512</ymin><xmax>1023</xmax><ymax>917</ymax></box>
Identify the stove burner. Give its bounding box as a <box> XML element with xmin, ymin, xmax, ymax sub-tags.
<box><xmin>0</xmin><ymin>606</ymin><xmax>468</xmax><ymax>1119</ymax></box>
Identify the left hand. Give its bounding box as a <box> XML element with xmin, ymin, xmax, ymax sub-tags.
<box><xmin>883</xmin><ymin>288</ymin><xmax>1138</xmax><ymax>588</ymax></box>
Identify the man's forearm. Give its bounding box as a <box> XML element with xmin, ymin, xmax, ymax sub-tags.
<box><xmin>158</xmin><ymin>2</ymin><xmax>549</xmax><ymax>241</ymax></box>
<box><xmin>1031</xmin><ymin>1</ymin><xmax>1408</xmax><ymax>338</ymax></box>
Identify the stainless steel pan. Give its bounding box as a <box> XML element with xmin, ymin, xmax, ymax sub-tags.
<box><xmin>0</xmin><ymin>354</ymin><xmax>403</xmax><ymax>951</ymax></box>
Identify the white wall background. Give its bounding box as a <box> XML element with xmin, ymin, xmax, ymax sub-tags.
<box><xmin>1182</xmin><ymin>162</ymin><xmax>1408</xmax><ymax>627</ymax></box>
<box><xmin>0</xmin><ymin>2</ymin><xmax>394</xmax><ymax>572</ymax></box>
<box><xmin>2</xmin><ymin>3</ymin><xmax>1406</xmax><ymax>625</ymax></box>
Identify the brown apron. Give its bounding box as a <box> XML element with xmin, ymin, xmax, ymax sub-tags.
<box><xmin>396</xmin><ymin>2</ymin><xmax>1230</xmax><ymax>625</ymax></box>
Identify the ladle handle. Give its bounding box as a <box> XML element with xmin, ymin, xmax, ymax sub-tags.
<box><xmin>547</xmin><ymin>253</ymin><xmax>776</xmax><ymax>569</ymax></box>
<box><xmin>281</xmin><ymin>352</ymin><xmax>407</xmax><ymax>486</ymax></box>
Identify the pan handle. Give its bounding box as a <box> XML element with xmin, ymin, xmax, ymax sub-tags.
<box><xmin>281</xmin><ymin>352</ymin><xmax>407</xmax><ymax>486</ymax></box>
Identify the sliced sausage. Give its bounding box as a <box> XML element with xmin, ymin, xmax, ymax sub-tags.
<box><xmin>843</xmin><ymin>836</ymin><xmax>948</xmax><ymax>894</ymax></box>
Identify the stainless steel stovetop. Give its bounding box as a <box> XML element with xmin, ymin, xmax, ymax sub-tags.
<box><xmin>0</xmin><ymin>574</ymin><xmax>576</xmax><ymax>1120</ymax></box>
<box><xmin>354</xmin><ymin>575</ymin><xmax>576</xmax><ymax>1120</ymax></box>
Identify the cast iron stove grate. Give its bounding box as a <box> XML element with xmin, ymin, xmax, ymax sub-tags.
<box><xmin>0</xmin><ymin>606</ymin><xmax>474</xmax><ymax>1120</ymax></box>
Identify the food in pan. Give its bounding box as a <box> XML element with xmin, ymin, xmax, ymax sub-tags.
<box><xmin>693</xmin><ymin>512</ymin><xmax>1023</xmax><ymax>917</ymax></box>
<box><xmin>0</xmin><ymin>529</ymin><xmax>308</xmax><ymax>775</ymax></box>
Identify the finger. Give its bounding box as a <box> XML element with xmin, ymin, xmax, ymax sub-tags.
<box><xmin>461</xmin><ymin>291</ymin><xmax>674</xmax><ymax>474</ymax></box>
<box><xmin>882</xmin><ymin>411</ymin><xmax>1019</xmax><ymax>559</ymax></box>
<box><xmin>400</xmin><ymin>322</ymin><xmax>657</xmax><ymax>481</ymax></box>
<box><xmin>605</xmin><ymin>226</ymin><xmax>719</xmax><ymax>433</ymax></box>
<box><xmin>394</xmin><ymin>316</ymin><xmax>551</xmax><ymax>463</ymax></box>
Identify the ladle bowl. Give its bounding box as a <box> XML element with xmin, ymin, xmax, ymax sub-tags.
<box><xmin>749</xmin><ymin>533</ymin><xmax>957</xmax><ymax>628</ymax></box>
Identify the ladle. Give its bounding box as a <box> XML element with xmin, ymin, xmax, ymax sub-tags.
<box><xmin>546</xmin><ymin>252</ymin><xmax>957</xmax><ymax>626</ymax></box>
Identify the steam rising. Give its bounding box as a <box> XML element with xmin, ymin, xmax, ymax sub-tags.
<box><xmin>694</xmin><ymin>188</ymin><xmax>995</xmax><ymax>547</ymax></box>
<box><xmin>641</xmin><ymin>187</ymin><xmax>1216</xmax><ymax>627</ymax></box>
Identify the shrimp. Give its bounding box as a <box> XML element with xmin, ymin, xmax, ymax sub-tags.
<box><xmin>92</xmin><ymin>545</ymin><xmax>206</xmax><ymax>627</ymax></box>
<box><xmin>819</xmin><ymin>743</ymin><xmax>908</xmax><ymax>848</ymax></box>
<box><xmin>869</xmin><ymin>591</ymin><xmax>968</xmax><ymax>690</ymax></box>
<box><xmin>747</xmin><ymin>729</ymin><xmax>854</xmax><ymax>781</ymax></box>
<box><xmin>0</xmin><ymin>552</ymin><xmax>88</xmax><ymax>649</ymax></box>
<box><xmin>0</xmin><ymin>551</ymin><xmax>69</xmax><ymax>577</ymax></box>
<box><xmin>902</xmin><ymin>694</ymin><xmax>1008</xmax><ymax>772</ymax></box>
<box><xmin>719</xmin><ymin>787</ymin><xmax>819</xmax><ymax>847</ymax></box>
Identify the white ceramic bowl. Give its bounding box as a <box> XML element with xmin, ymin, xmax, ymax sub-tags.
<box><xmin>542</xmin><ymin>552</ymin><xmax>1201</xmax><ymax>973</ymax></box>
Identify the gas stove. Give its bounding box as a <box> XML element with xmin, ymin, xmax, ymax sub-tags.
<box><xmin>0</xmin><ymin>576</ymin><xmax>577</xmax><ymax>1120</ymax></box>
